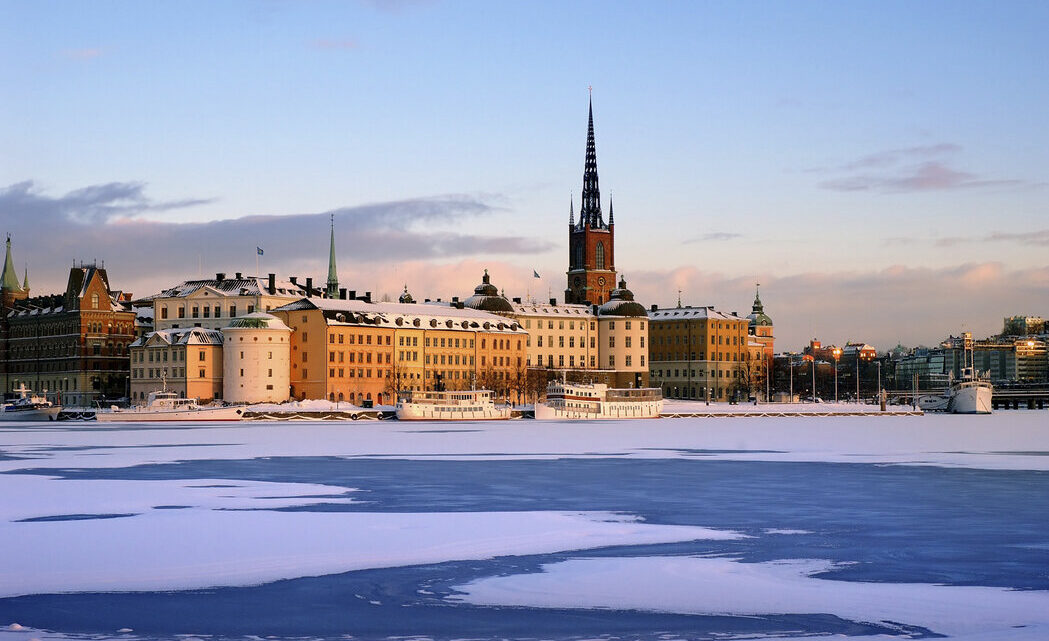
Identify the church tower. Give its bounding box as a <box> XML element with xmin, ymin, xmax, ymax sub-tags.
<box><xmin>565</xmin><ymin>96</ymin><xmax>616</xmax><ymax>305</ymax></box>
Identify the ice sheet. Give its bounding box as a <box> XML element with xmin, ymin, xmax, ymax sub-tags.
<box><xmin>0</xmin><ymin>509</ymin><xmax>742</xmax><ymax>597</ymax></box>
<box><xmin>453</xmin><ymin>555</ymin><xmax>1049</xmax><ymax>640</ymax></box>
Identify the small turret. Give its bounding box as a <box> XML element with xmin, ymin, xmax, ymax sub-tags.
<box><xmin>2</xmin><ymin>236</ymin><xmax>22</xmax><ymax>293</ymax></box>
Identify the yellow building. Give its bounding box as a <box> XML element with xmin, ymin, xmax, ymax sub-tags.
<box><xmin>463</xmin><ymin>271</ymin><xmax>649</xmax><ymax>392</ymax></box>
<box><xmin>129</xmin><ymin>327</ymin><xmax>224</xmax><ymax>404</ymax></box>
<box><xmin>648</xmin><ymin>306</ymin><xmax>751</xmax><ymax>401</ymax></box>
<box><xmin>271</xmin><ymin>296</ymin><xmax>527</xmax><ymax>405</ymax></box>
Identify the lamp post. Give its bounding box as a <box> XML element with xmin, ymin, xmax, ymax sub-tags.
<box><xmin>855</xmin><ymin>355</ymin><xmax>860</xmax><ymax>403</ymax></box>
<box><xmin>876</xmin><ymin>361</ymin><xmax>882</xmax><ymax>402</ymax></box>
<box><xmin>789</xmin><ymin>360</ymin><xmax>794</xmax><ymax>403</ymax></box>
<box><xmin>810</xmin><ymin>358</ymin><xmax>816</xmax><ymax>402</ymax></box>
<box><xmin>832</xmin><ymin>348</ymin><xmax>841</xmax><ymax>404</ymax></box>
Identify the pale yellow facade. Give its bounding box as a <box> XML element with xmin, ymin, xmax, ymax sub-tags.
<box><xmin>129</xmin><ymin>328</ymin><xmax>224</xmax><ymax>404</ymax></box>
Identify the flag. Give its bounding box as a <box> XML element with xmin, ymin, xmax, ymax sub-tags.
<box><xmin>533</xmin><ymin>270</ymin><xmax>540</xmax><ymax>279</ymax></box>
<box><xmin>257</xmin><ymin>247</ymin><xmax>264</xmax><ymax>256</ymax></box>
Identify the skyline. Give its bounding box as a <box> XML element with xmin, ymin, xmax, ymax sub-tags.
<box><xmin>2</xmin><ymin>1</ymin><xmax>1047</xmax><ymax>350</ymax></box>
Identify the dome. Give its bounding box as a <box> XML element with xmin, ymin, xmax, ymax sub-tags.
<box><xmin>399</xmin><ymin>284</ymin><xmax>415</xmax><ymax>304</ymax></box>
<box><xmin>747</xmin><ymin>285</ymin><xmax>773</xmax><ymax>328</ymax></box>
<box><xmin>598</xmin><ymin>277</ymin><xmax>648</xmax><ymax>317</ymax></box>
<box><xmin>224</xmin><ymin>312</ymin><xmax>290</xmax><ymax>331</ymax></box>
<box><xmin>464</xmin><ymin>269</ymin><xmax>514</xmax><ymax>313</ymax></box>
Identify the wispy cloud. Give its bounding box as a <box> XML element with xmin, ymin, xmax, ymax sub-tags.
<box><xmin>683</xmin><ymin>232</ymin><xmax>742</xmax><ymax>244</ymax></box>
<box><xmin>0</xmin><ymin>180</ymin><xmax>552</xmax><ymax>298</ymax></box>
<box><xmin>884</xmin><ymin>229</ymin><xmax>1049</xmax><ymax>248</ymax></box>
<box><xmin>625</xmin><ymin>263</ymin><xmax>1049</xmax><ymax>350</ymax></box>
<box><xmin>817</xmin><ymin>143</ymin><xmax>1030</xmax><ymax>193</ymax></box>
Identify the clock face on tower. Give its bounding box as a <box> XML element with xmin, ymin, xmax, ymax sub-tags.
<box><xmin>573</xmin><ymin>276</ymin><xmax>582</xmax><ymax>287</ymax></box>
<box><xmin>597</xmin><ymin>277</ymin><xmax>606</xmax><ymax>286</ymax></box>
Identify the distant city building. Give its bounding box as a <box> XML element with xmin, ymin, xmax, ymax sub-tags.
<box><xmin>892</xmin><ymin>332</ymin><xmax>1048</xmax><ymax>387</ymax></box>
<box><xmin>129</xmin><ymin>327</ymin><xmax>224</xmax><ymax>403</ymax></box>
<box><xmin>2</xmin><ymin>255</ymin><xmax>136</xmax><ymax>405</ymax></box>
<box><xmin>1002</xmin><ymin>315</ymin><xmax>1046</xmax><ymax>337</ymax></box>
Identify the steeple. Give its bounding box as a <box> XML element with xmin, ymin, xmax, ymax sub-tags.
<box><xmin>579</xmin><ymin>94</ymin><xmax>605</xmax><ymax>230</ymax></box>
<box><xmin>22</xmin><ymin>264</ymin><xmax>29</xmax><ymax>292</ymax></box>
<box><xmin>568</xmin><ymin>194</ymin><xmax>574</xmax><ymax>226</ymax></box>
<box><xmin>752</xmin><ymin>283</ymin><xmax>763</xmax><ymax>314</ymax></box>
<box><xmin>2</xmin><ymin>236</ymin><xmax>22</xmax><ymax>293</ymax></box>
<box><xmin>608</xmin><ymin>193</ymin><xmax>614</xmax><ymax>225</ymax></box>
<box><xmin>326</xmin><ymin>214</ymin><xmax>338</xmax><ymax>298</ymax></box>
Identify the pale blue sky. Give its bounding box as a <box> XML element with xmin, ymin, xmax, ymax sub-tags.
<box><xmin>1</xmin><ymin>1</ymin><xmax>1046</xmax><ymax>349</ymax></box>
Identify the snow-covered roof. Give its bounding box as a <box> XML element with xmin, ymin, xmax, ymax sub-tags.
<box><xmin>649</xmin><ymin>307</ymin><xmax>746</xmax><ymax>322</ymax></box>
<box><xmin>147</xmin><ymin>276</ymin><xmax>308</xmax><ymax>301</ymax></box>
<box><xmin>223</xmin><ymin>312</ymin><xmax>291</xmax><ymax>332</ymax></box>
<box><xmin>131</xmin><ymin>327</ymin><xmax>225</xmax><ymax>348</ymax></box>
<box><xmin>507</xmin><ymin>302</ymin><xmax>596</xmax><ymax>318</ymax></box>
<box><xmin>273</xmin><ymin>298</ymin><xmax>527</xmax><ymax>334</ymax></box>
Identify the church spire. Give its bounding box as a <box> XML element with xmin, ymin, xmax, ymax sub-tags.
<box><xmin>568</xmin><ymin>193</ymin><xmax>574</xmax><ymax>226</ymax></box>
<box><xmin>22</xmin><ymin>264</ymin><xmax>29</xmax><ymax>291</ymax></box>
<box><xmin>579</xmin><ymin>92</ymin><xmax>604</xmax><ymax>229</ymax></box>
<box><xmin>2</xmin><ymin>236</ymin><xmax>22</xmax><ymax>293</ymax></box>
<box><xmin>608</xmin><ymin>193</ymin><xmax>614</xmax><ymax>225</ymax></box>
<box><xmin>752</xmin><ymin>283</ymin><xmax>764</xmax><ymax>313</ymax></box>
<box><xmin>326</xmin><ymin>214</ymin><xmax>338</xmax><ymax>298</ymax></box>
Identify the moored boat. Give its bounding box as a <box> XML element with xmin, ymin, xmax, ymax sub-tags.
<box><xmin>535</xmin><ymin>381</ymin><xmax>662</xmax><ymax>420</ymax></box>
<box><xmin>395</xmin><ymin>389</ymin><xmax>510</xmax><ymax>421</ymax></box>
<box><xmin>95</xmin><ymin>391</ymin><xmax>243</xmax><ymax>422</ymax></box>
<box><xmin>1</xmin><ymin>385</ymin><xmax>61</xmax><ymax>422</ymax></box>
<box><xmin>918</xmin><ymin>367</ymin><xmax>993</xmax><ymax>414</ymax></box>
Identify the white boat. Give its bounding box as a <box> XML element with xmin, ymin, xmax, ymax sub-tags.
<box><xmin>95</xmin><ymin>391</ymin><xmax>244</xmax><ymax>422</ymax></box>
<box><xmin>918</xmin><ymin>368</ymin><xmax>993</xmax><ymax>415</ymax></box>
<box><xmin>395</xmin><ymin>389</ymin><xmax>511</xmax><ymax>421</ymax></box>
<box><xmin>1</xmin><ymin>385</ymin><xmax>61</xmax><ymax>422</ymax></box>
<box><xmin>535</xmin><ymin>381</ymin><xmax>663</xmax><ymax>420</ymax></box>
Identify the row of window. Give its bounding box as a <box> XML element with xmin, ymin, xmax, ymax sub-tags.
<box><xmin>651</xmin><ymin>352</ymin><xmax>748</xmax><ymax>362</ymax></box>
<box><xmin>653</xmin><ymin>368</ymin><xmax>741</xmax><ymax>379</ymax></box>
<box><xmin>159</xmin><ymin>304</ymin><xmax>254</xmax><ymax>320</ymax></box>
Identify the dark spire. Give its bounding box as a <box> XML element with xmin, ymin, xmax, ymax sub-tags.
<box><xmin>752</xmin><ymin>283</ymin><xmax>764</xmax><ymax>313</ymax></box>
<box><xmin>579</xmin><ymin>94</ymin><xmax>604</xmax><ymax>229</ymax></box>
<box><xmin>608</xmin><ymin>193</ymin><xmax>614</xmax><ymax>225</ymax></box>
<box><xmin>326</xmin><ymin>214</ymin><xmax>338</xmax><ymax>297</ymax></box>
<box><xmin>568</xmin><ymin>193</ymin><xmax>574</xmax><ymax>226</ymax></box>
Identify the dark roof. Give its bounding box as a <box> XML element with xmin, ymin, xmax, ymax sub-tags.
<box><xmin>598</xmin><ymin>278</ymin><xmax>647</xmax><ymax>317</ymax></box>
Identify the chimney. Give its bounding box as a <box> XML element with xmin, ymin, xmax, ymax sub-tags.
<box><xmin>549</xmin><ymin>298</ymin><xmax>557</xmax><ymax>306</ymax></box>
<box><xmin>364</xmin><ymin>291</ymin><xmax>372</xmax><ymax>303</ymax></box>
<box><xmin>424</xmin><ymin>298</ymin><xmax>431</xmax><ymax>303</ymax></box>
<box><xmin>267</xmin><ymin>273</ymin><xmax>276</xmax><ymax>295</ymax></box>
<box><xmin>235</xmin><ymin>272</ymin><xmax>242</xmax><ymax>279</ymax></box>
<box><xmin>305</xmin><ymin>277</ymin><xmax>313</xmax><ymax>297</ymax></box>
<box><xmin>348</xmin><ymin>290</ymin><xmax>356</xmax><ymax>300</ymax></box>
<box><xmin>339</xmin><ymin>288</ymin><xmax>347</xmax><ymax>300</ymax></box>
<box><xmin>455</xmin><ymin>302</ymin><xmax>464</xmax><ymax>309</ymax></box>
<box><xmin>650</xmin><ymin>304</ymin><xmax>658</xmax><ymax>312</ymax></box>
<box><xmin>216</xmin><ymin>272</ymin><xmax>225</xmax><ymax>281</ymax></box>
<box><xmin>512</xmin><ymin>297</ymin><xmax>521</xmax><ymax>303</ymax></box>
<box><xmin>452</xmin><ymin>296</ymin><xmax>459</xmax><ymax>303</ymax></box>
<box><xmin>592</xmin><ymin>304</ymin><xmax>598</xmax><ymax>314</ymax></box>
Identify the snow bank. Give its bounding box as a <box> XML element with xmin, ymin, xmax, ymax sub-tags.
<box><xmin>0</xmin><ymin>510</ymin><xmax>742</xmax><ymax>598</ymax></box>
<box><xmin>453</xmin><ymin>555</ymin><xmax>1049</xmax><ymax>640</ymax></box>
<box><xmin>3</xmin><ymin>411</ymin><xmax>1049</xmax><ymax>472</ymax></box>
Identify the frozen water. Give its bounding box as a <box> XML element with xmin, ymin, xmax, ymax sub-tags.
<box><xmin>1</xmin><ymin>411</ymin><xmax>1047</xmax><ymax>640</ymax></box>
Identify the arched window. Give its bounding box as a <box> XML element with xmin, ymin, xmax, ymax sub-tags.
<box><xmin>90</xmin><ymin>293</ymin><xmax>99</xmax><ymax>309</ymax></box>
<box><xmin>573</xmin><ymin>242</ymin><xmax>583</xmax><ymax>269</ymax></box>
<box><xmin>595</xmin><ymin>242</ymin><xmax>605</xmax><ymax>270</ymax></box>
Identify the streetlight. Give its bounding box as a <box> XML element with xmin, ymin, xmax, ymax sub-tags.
<box><xmin>876</xmin><ymin>361</ymin><xmax>882</xmax><ymax>404</ymax></box>
<box><xmin>789</xmin><ymin>360</ymin><xmax>794</xmax><ymax>403</ymax></box>
<box><xmin>832</xmin><ymin>348</ymin><xmax>841</xmax><ymax>404</ymax></box>
<box><xmin>810</xmin><ymin>358</ymin><xmax>816</xmax><ymax>402</ymax></box>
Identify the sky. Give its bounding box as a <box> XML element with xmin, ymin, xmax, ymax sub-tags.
<box><xmin>1</xmin><ymin>0</ymin><xmax>1046</xmax><ymax>351</ymax></box>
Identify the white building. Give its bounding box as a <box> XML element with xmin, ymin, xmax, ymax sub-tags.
<box><xmin>221</xmin><ymin>313</ymin><xmax>292</xmax><ymax>404</ymax></box>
